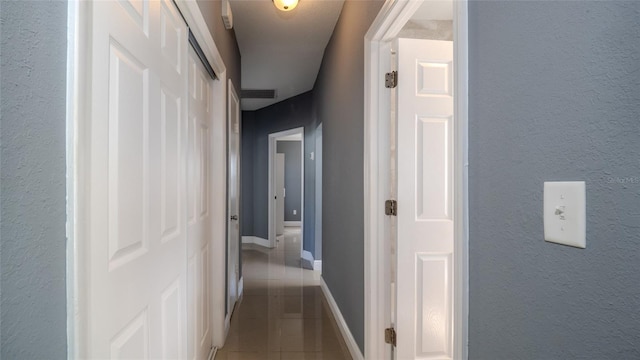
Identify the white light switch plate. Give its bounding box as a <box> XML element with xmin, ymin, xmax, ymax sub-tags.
<box><xmin>544</xmin><ymin>181</ymin><xmax>586</xmax><ymax>248</ymax></box>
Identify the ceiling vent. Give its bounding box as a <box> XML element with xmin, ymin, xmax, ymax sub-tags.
<box><xmin>241</xmin><ymin>89</ymin><xmax>277</xmax><ymax>99</ymax></box>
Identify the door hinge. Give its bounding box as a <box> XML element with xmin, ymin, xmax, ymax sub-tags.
<box><xmin>385</xmin><ymin>327</ymin><xmax>396</xmax><ymax>346</ymax></box>
<box><xmin>385</xmin><ymin>71</ymin><xmax>397</xmax><ymax>88</ymax></box>
<box><xmin>385</xmin><ymin>200</ymin><xmax>397</xmax><ymax>216</ymax></box>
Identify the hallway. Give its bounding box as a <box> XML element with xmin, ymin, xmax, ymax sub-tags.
<box><xmin>215</xmin><ymin>228</ymin><xmax>352</xmax><ymax>360</ymax></box>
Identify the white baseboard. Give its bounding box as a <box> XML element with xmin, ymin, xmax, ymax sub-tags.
<box><xmin>313</xmin><ymin>260</ymin><xmax>322</xmax><ymax>272</ymax></box>
<box><xmin>241</xmin><ymin>236</ymin><xmax>270</xmax><ymax>248</ymax></box>
<box><xmin>284</xmin><ymin>221</ymin><xmax>301</xmax><ymax>227</ymax></box>
<box><xmin>320</xmin><ymin>278</ymin><xmax>364</xmax><ymax>360</ymax></box>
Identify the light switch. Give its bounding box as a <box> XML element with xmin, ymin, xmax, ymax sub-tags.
<box><xmin>544</xmin><ymin>181</ymin><xmax>586</xmax><ymax>248</ymax></box>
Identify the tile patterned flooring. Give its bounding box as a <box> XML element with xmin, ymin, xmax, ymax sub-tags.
<box><xmin>215</xmin><ymin>227</ymin><xmax>352</xmax><ymax>360</ymax></box>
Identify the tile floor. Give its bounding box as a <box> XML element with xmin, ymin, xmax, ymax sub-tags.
<box><xmin>215</xmin><ymin>227</ymin><xmax>352</xmax><ymax>360</ymax></box>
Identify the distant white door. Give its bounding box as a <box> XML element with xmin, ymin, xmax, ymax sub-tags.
<box><xmin>187</xmin><ymin>46</ymin><xmax>213</xmax><ymax>360</ymax></box>
<box><xmin>227</xmin><ymin>80</ymin><xmax>241</xmax><ymax>314</ymax></box>
<box><xmin>276</xmin><ymin>153</ymin><xmax>286</xmax><ymax>235</ymax></box>
<box><xmin>315</xmin><ymin>125</ymin><xmax>323</xmax><ymax>261</ymax></box>
<box><xmin>84</xmin><ymin>0</ymin><xmax>188</xmax><ymax>357</ymax></box>
<box><xmin>395</xmin><ymin>38</ymin><xmax>455</xmax><ymax>360</ymax></box>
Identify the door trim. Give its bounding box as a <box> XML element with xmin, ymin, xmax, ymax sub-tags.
<box><xmin>66</xmin><ymin>0</ymin><xmax>229</xmax><ymax>355</ymax></box>
<box><xmin>363</xmin><ymin>0</ymin><xmax>469</xmax><ymax>359</ymax></box>
<box><xmin>226</xmin><ymin>79</ymin><xmax>241</xmax><ymax>320</ymax></box>
<box><xmin>267</xmin><ymin>127</ymin><xmax>304</xmax><ymax>251</ymax></box>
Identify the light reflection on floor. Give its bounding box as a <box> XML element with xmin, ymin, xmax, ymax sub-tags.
<box><xmin>215</xmin><ymin>227</ymin><xmax>352</xmax><ymax>360</ymax></box>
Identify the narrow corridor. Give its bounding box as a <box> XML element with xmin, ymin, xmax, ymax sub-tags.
<box><xmin>215</xmin><ymin>228</ymin><xmax>352</xmax><ymax>360</ymax></box>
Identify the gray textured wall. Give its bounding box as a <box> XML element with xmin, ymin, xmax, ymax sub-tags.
<box><xmin>241</xmin><ymin>111</ymin><xmax>255</xmax><ymax>236</ymax></box>
<box><xmin>241</xmin><ymin>92</ymin><xmax>318</xmax><ymax>256</ymax></box>
<box><xmin>196</xmin><ymin>0</ymin><xmax>242</xmax><ymax>91</ymax></box>
<box><xmin>0</xmin><ymin>1</ymin><xmax>69</xmax><ymax>358</ymax></box>
<box><xmin>468</xmin><ymin>1</ymin><xmax>640</xmax><ymax>359</ymax></box>
<box><xmin>312</xmin><ymin>0</ymin><xmax>384</xmax><ymax>353</ymax></box>
<box><xmin>277</xmin><ymin>141</ymin><xmax>302</xmax><ymax>222</ymax></box>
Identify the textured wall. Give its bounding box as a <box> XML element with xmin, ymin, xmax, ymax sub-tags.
<box><xmin>312</xmin><ymin>0</ymin><xmax>384</xmax><ymax>353</ymax></box>
<box><xmin>468</xmin><ymin>1</ymin><xmax>640</xmax><ymax>359</ymax></box>
<box><xmin>241</xmin><ymin>92</ymin><xmax>318</xmax><ymax>256</ymax></box>
<box><xmin>196</xmin><ymin>0</ymin><xmax>242</xmax><ymax>90</ymax></box>
<box><xmin>241</xmin><ymin>111</ymin><xmax>255</xmax><ymax>235</ymax></box>
<box><xmin>277</xmin><ymin>141</ymin><xmax>302</xmax><ymax>222</ymax></box>
<box><xmin>0</xmin><ymin>1</ymin><xmax>68</xmax><ymax>358</ymax></box>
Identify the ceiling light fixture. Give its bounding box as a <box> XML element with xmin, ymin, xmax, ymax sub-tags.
<box><xmin>273</xmin><ymin>0</ymin><xmax>298</xmax><ymax>11</ymax></box>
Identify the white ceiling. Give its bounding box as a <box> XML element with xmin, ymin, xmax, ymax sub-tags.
<box><xmin>228</xmin><ymin>0</ymin><xmax>345</xmax><ymax>110</ymax></box>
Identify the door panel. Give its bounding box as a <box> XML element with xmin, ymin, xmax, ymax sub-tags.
<box><xmin>396</xmin><ymin>38</ymin><xmax>454</xmax><ymax>360</ymax></box>
<box><xmin>187</xmin><ymin>46</ymin><xmax>213</xmax><ymax>360</ymax></box>
<box><xmin>88</xmin><ymin>0</ymin><xmax>188</xmax><ymax>357</ymax></box>
<box><xmin>276</xmin><ymin>153</ymin><xmax>286</xmax><ymax>235</ymax></box>
<box><xmin>227</xmin><ymin>81</ymin><xmax>241</xmax><ymax>314</ymax></box>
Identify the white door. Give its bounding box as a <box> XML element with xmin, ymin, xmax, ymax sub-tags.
<box><xmin>314</xmin><ymin>125</ymin><xmax>323</xmax><ymax>261</ymax></box>
<box><xmin>85</xmin><ymin>0</ymin><xmax>188</xmax><ymax>357</ymax></box>
<box><xmin>395</xmin><ymin>38</ymin><xmax>455</xmax><ymax>359</ymax></box>
<box><xmin>227</xmin><ymin>80</ymin><xmax>241</xmax><ymax>314</ymax></box>
<box><xmin>276</xmin><ymin>153</ymin><xmax>286</xmax><ymax>235</ymax></box>
<box><xmin>187</xmin><ymin>46</ymin><xmax>213</xmax><ymax>360</ymax></box>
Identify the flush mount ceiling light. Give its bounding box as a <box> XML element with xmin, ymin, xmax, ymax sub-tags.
<box><xmin>273</xmin><ymin>0</ymin><xmax>298</xmax><ymax>11</ymax></box>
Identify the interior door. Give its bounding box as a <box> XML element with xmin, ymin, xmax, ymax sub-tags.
<box><xmin>86</xmin><ymin>0</ymin><xmax>188</xmax><ymax>357</ymax></box>
<box><xmin>227</xmin><ymin>80</ymin><xmax>241</xmax><ymax>315</ymax></box>
<box><xmin>395</xmin><ymin>38</ymin><xmax>455</xmax><ymax>360</ymax></box>
<box><xmin>187</xmin><ymin>46</ymin><xmax>213</xmax><ymax>360</ymax></box>
<box><xmin>276</xmin><ymin>153</ymin><xmax>286</xmax><ymax>235</ymax></box>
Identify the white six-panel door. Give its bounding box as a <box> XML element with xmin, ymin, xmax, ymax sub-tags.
<box><xmin>187</xmin><ymin>46</ymin><xmax>214</xmax><ymax>360</ymax></box>
<box><xmin>396</xmin><ymin>38</ymin><xmax>455</xmax><ymax>360</ymax></box>
<box><xmin>87</xmin><ymin>0</ymin><xmax>189</xmax><ymax>357</ymax></box>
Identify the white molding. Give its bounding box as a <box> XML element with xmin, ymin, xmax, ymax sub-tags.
<box><xmin>242</xmin><ymin>236</ymin><xmax>271</xmax><ymax>248</ymax></box>
<box><xmin>453</xmin><ymin>1</ymin><xmax>470</xmax><ymax>358</ymax></box>
<box><xmin>314</xmin><ymin>260</ymin><xmax>322</xmax><ymax>272</ymax></box>
<box><xmin>363</xmin><ymin>0</ymin><xmax>469</xmax><ymax>359</ymax></box>
<box><xmin>238</xmin><ymin>276</ymin><xmax>244</xmax><ymax>298</ymax></box>
<box><xmin>211</xmin><ymin>69</ymin><xmax>228</xmax><ymax>349</ymax></box>
<box><xmin>320</xmin><ymin>279</ymin><xmax>364</xmax><ymax>360</ymax></box>
<box><xmin>284</xmin><ymin>221</ymin><xmax>301</xmax><ymax>227</ymax></box>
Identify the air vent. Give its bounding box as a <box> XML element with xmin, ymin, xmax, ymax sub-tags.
<box><xmin>241</xmin><ymin>89</ymin><xmax>277</xmax><ymax>99</ymax></box>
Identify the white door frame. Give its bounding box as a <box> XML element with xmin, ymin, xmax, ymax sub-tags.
<box><xmin>363</xmin><ymin>0</ymin><xmax>469</xmax><ymax>359</ymax></box>
<box><xmin>268</xmin><ymin>127</ymin><xmax>305</xmax><ymax>252</ymax></box>
<box><xmin>65</xmin><ymin>0</ymin><xmax>229</xmax><ymax>355</ymax></box>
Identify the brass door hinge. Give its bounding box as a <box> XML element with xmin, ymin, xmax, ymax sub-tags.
<box><xmin>385</xmin><ymin>200</ymin><xmax>397</xmax><ymax>216</ymax></box>
<box><xmin>385</xmin><ymin>327</ymin><xmax>396</xmax><ymax>346</ymax></box>
<box><xmin>385</xmin><ymin>71</ymin><xmax>397</xmax><ymax>88</ymax></box>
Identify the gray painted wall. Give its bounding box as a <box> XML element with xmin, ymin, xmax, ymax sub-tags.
<box><xmin>277</xmin><ymin>141</ymin><xmax>302</xmax><ymax>222</ymax></box>
<box><xmin>241</xmin><ymin>111</ymin><xmax>256</xmax><ymax>237</ymax></box>
<box><xmin>468</xmin><ymin>1</ymin><xmax>640</xmax><ymax>359</ymax></box>
<box><xmin>196</xmin><ymin>0</ymin><xmax>242</xmax><ymax>90</ymax></box>
<box><xmin>312</xmin><ymin>0</ymin><xmax>384</xmax><ymax>353</ymax></box>
<box><xmin>1</xmin><ymin>1</ymin><xmax>69</xmax><ymax>358</ymax></box>
<box><xmin>241</xmin><ymin>92</ymin><xmax>318</xmax><ymax>257</ymax></box>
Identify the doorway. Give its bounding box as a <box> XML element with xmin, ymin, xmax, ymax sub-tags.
<box><xmin>364</xmin><ymin>0</ymin><xmax>469</xmax><ymax>359</ymax></box>
<box><xmin>268</xmin><ymin>127</ymin><xmax>304</xmax><ymax>258</ymax></box>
